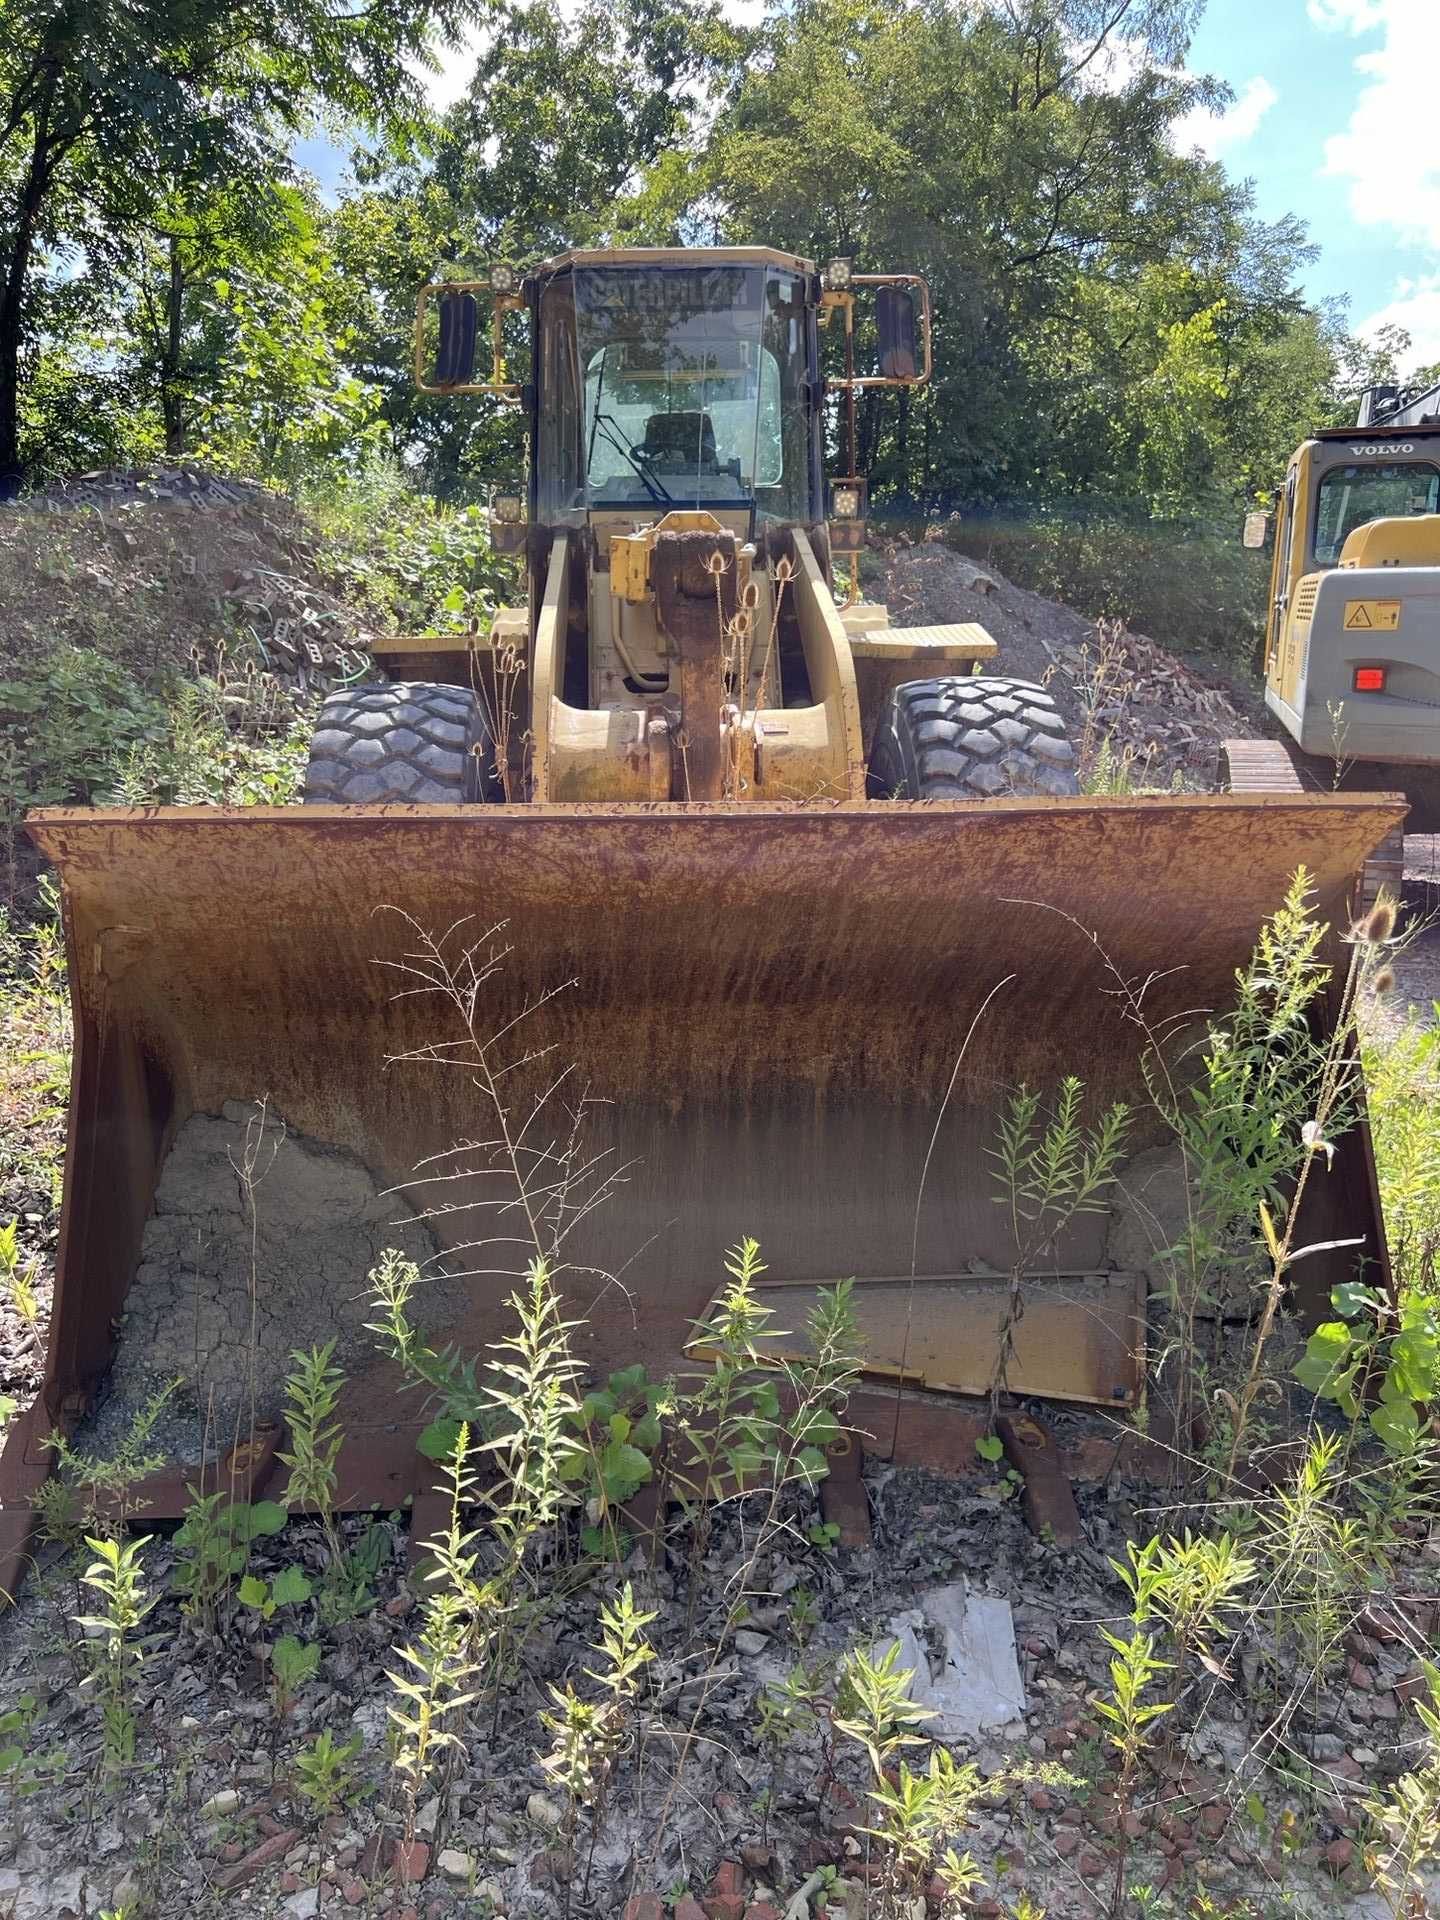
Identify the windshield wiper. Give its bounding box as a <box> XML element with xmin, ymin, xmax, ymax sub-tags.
<box><xmin>592</xmin><ymin>411</ymin><xmax>671</xmax><ymax>505</ymax></box>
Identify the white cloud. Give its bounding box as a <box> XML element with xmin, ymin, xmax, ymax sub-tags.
<box><xmin>1307</xmin><ymin>0</ymin><xmax>1385</xmax><ymax>27</ymax></box>
<box><xmin>1317</xmin><ymin>0</ymin><xmax>1440</xmax><ymax>247</ymax></box>
<box><xmin>1172</xmin><ymin>76</ymin><xmax>1278</xmax><ymax>158</ymax></box>
<box><xmin>1360</xmin><ymin>273</ymin><xmax>1440</xmax><ymax>367</ymax></box>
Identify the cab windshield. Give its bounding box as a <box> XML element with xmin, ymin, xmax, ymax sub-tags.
<box><xmin>574</xmin><ymin>264</ymin><xmax>811</xmax><ymax>518</ymax></box>
<box><xmin>1315</xmin><ymin>461</ymin><xmax>1440</xmax><ymax>565</ymax></box>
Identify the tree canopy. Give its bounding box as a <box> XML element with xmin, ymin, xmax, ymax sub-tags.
<box><xmin>0</xmin><ymin>0</ymin><xmax>1423</xmax><ymax>514</ymax></box>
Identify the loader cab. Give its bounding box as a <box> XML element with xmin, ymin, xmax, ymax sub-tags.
<box><xmin>529</xmin><ymin>251</ymin><xmax>823</xmax><ymax>534</ymax></box>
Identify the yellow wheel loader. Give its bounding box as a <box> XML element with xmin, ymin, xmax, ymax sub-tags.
<box><xmin>0</xmin><ymin>249</ymin><xmax>1404</xmax><ymax>1594</ymax></box>
<box><xmin>1226</xmin><ymin>377</ymin><xmax>1440</xmax><ymax>888</ymax></box>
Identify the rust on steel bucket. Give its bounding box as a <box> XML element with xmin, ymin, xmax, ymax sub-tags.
<box><xmin>1</xmin><ymin>791</ymin><xmax>1403</xmax><ymax>1565</ymax></box>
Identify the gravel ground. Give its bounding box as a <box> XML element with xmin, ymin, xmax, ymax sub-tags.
<box><xmin>1</xmin><ymin>1447</ymin><xmax>1435</xmax><ymax>1920</ymax></box>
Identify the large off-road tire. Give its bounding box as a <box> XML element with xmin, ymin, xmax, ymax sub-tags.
<box><xmin>869</xmin><ymin>676</ymin><xmax>1079</xmax><ymax>799</ymax></box>
<box><xmin>303</xmin><ymin>682</ymin><xmax>496</xmax><ymax>804</ymax></box>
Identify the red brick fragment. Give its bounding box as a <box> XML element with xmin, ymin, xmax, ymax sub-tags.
<box><xmin>214</xmin><ymin>1828</ymin><xmax>301</xmax><ymax>1893</ymax></box>
<box><xmin>394</xmin><ymin>1839</ymin><xmax>429</xmax><ymax>1884</ymax></box>
<box><xmin>1324</xmin><ymin>1837</ymin><xmax>1354</xmax><ymax>1875</ymax></box>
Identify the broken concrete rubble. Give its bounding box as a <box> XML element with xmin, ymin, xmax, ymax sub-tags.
<box><xmin>871</xmin><ymin>1584</ymin><xmax>1026</xmax><ymax>1740</ymax></box>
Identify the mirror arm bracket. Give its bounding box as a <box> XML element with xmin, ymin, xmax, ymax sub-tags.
<box><xmin>826</xmin><ymin>274</ymin><xmax>933</xmax><ymax>390</ymax></box>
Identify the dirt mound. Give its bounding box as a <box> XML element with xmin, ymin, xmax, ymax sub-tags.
<box><xmin>0</xmin><ymin>464</ymin><xmax>382</xmax><ymax>694</ymax></box>
<box><xmin>878</xmin><ymin>534</ymin><xmax>1262</xmax><ymax>789</ymax></box>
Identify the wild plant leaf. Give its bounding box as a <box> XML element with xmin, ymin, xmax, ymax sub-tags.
<box><xmin>608</xmin><ymin>1364</ymin><xmax>647</xmax><ymax>1399</ymax></box>
<box><xmin>1286</xmin><ymin>1235</ymin><xmax>1366</xmax><ymax>1266</ymax></box>
<box><xmin>607</xmin><ymin>1411</ymin><xmax>632</xmax><ymax>1445</ymax></box>
<box><xmin>1293</xmin><ymin>1321</ymin><xmax>1353</xmax><ymax>1394</ymax></box>
<box><xmin>417</xmin><ymin>1417</ymin><xmax>463</xmax><ymax>1464</ymax></box>
<box><xmin>1258</xmin><ymin>1201</ymin><xmax>1280</xmax><ymax>1260</ymax></box>
<box><xmin>791</xmin><ymin>1406</ymin><xmax>840</xmax><ymax>1451</ymax></box>
<box><xmin>599</xmin><ymin>1441</ymin><xmax>651</xmax><ymax>1500</ymax></box>
<box><xmin>1331</xmin><ymin>1280</ymin><xmax>1382</xmax><ymax>1320</ymax></box>
<box><xmin>1370</xmin><ymin>1398</ymin><xmax>1420</xmax><ymax>1455</ymax></box>
<box><xmin>238</xmin><ymin>1574</ymin><xmax>270</xmax><ymax>1609</ymax></box>
<box><xmin>270</xmin><ymin>1565</ymin><xmax>312</xmax><ymax>1607</ymax></box>
<box><xmin>975</xmin><ymin>1433</ymin><xmax>1005</xmax><ymax>1463</ymax></box>
<box><xmin>272</xmin><ymin>1634</ymin><xmax>320</xmax><ymax>1686</ymax></box>
<box><xmin>1387</xmin><ymin>1325</ymin><xmax>1439</xmax><ymax>1402</ymax></box>
<box><xmin>240</xmin><ymin>1500</ymin><xmax>288</xmax><ymax>1540</ymax></box>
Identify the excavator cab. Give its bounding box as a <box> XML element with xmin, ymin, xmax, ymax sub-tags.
<box><xmin>1249</xmin><ymin>378</ymin><xmax>1440</xmax><ymax>832</ymax></box>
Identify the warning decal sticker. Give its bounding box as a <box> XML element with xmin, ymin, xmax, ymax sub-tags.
<box><xmin>1344</xmin><ymin>600</ymin><xmax>1401</xmax><ymax>631</ymax></box>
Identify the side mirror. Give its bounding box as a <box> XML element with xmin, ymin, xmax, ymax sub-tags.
<box><xmin>414</xmin><ymin>275</ymin><xmax>524</xmax><ymax>400</ymax></box>
<box><xmin>434</xmin><ymin>290</ymin><xmax>479</xmax><ymax>387</ymax></box>
<box><xmin>877</xmin><ymin>286</ymin><xmax>919</xmax><ymax>382</ymax></box>
<box><xmin>1241</xmin><ymin>510</ymin><xmax>1272</xmax><ymax>551</ymax></box>
<box><xmin>820</xmin><ymin>273</ymin><xmax>932</xmax><ymax>391</ymax></box>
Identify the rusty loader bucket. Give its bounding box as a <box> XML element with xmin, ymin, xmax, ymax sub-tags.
<box><xmin>0</xmin><ymin>792</ymin><xmax>1403</xmax><ymax>1588</ymax></box>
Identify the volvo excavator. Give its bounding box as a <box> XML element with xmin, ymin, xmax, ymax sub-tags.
<box><xmin>1226</xmin><ymin>376</ymin><xmax>1440</xmax><ymax>891</ymax></box>
<box><xmin>0</xmin><ymin>249</ymin><xmax>1402</xmax><ymax>1595</ymax></box>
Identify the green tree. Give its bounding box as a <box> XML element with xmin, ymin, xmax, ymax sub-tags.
<box><xmin>0</xmin><ymin>0</ymin><xmax>476</xmax><ymax>484</ymax></box>
<box><xmin>325</xmin><ymin>0</ymin><xmax>741</xmax><ymax>495</ymax></box>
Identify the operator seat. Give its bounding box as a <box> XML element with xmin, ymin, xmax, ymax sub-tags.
<box><xmin>638</xmin><ymin>410</ymin><xmax>720</xmax><ymax>474</ymax></box>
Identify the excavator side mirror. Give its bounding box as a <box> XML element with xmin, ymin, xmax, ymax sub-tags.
<box><xmin>877</xmin><ymin>286</ymin><xmax>919</xmax><ymax>382</ymax></box>
<box><xmin>1242</xmin><ymin>510</ymin><xmax>1272</xmax><ymax>551</ymax></box>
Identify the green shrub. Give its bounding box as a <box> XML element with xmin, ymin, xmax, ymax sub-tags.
<box><xmin>302</xmin><ymin>461</ymin><xmax>516</xmax><ymax>634</ymax></box>
<box><xmin>0</xmin><ymin>647</ymin><xmax>169</xmax><ymax>814</ymax></box>
<box><xmin>107</xmin><ymin>673</ymin><xmax>315</xmax><ymax>807</ymax></box>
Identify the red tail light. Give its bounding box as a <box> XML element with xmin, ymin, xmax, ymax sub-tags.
<box><xmin>1354</xmin><ymin>666</ymin><xmax>1386</xmax><ymax>692</ymax></box>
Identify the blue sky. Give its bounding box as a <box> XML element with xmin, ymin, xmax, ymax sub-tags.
<box><xmin>1176</xmin><ymin>0</ymin><xmax>1440</xmax><ymax>364</ymax></box>
<box><xmin>303</xmin><ymin>0</ymin><xmax>1440</xmax><ymax>366</ymax></box>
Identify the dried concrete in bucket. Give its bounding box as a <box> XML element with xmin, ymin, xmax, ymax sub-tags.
<box><xmin>100</xmin><ymin>1100</ymin><xmax>459</xmax><ymax>1451</ymax></box>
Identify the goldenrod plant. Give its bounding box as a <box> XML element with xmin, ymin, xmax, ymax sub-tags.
<box><xmin>988</xmin><ymin>1076</ymin><xmax>1130</xmax><ymax>1406</ymax></box>
<box><xmin>277</xmin><ymin>1339</ymin><xmax>346</xmax><ymax>1566</ymax></box>
<box><xmin>385</xmin><ymin>1423</ymin><xmax>482</xmax><ymax>1854</ymax></box>
<box><xmin>74</xmin><ymin>1534</ymin><xmax>155</xmax><ymax>1781</ymax></box>
<box><xmin>1361</xmin><ymin>1662</ymin><xmax>1440</xmax><ymax>1919</ymax></box>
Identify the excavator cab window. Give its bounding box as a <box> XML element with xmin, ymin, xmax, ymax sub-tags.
<box><xmin>1314</xmin><ymin>460</ymin><xmax>1440</xmax><ymax>565</ymax></box>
